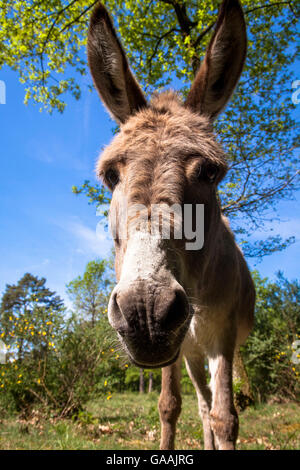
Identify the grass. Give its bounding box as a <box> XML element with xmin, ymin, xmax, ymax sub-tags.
<box><xmin>0</xmin><ymin>393</ymin><xmax>299</xmax><ymax>450</ymax></box>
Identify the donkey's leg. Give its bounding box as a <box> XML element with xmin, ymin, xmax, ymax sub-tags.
<box><xmin>184</xmin><ymin>355</ymin><xmax>215</xmax><ymax>450</ymax></box>
<box><xmin>159</xmin><ymin>356</ymin><xmax>182</xmax><ymax>450</ymax></box>
<box><xmin>208</xmin><ymin>347</ymin><xmax>238</xmax><ymax>450</ymax></box>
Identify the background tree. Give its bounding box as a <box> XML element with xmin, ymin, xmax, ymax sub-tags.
<box><xmin>66</xmin><ymin>258</ymin><xmax>113</xmax><ymax>326</ymax></box>
<box><xmin>0</xmin><ymin>273</ymin><xmax>65</xmax><ymax>362</ymax></box>
<box><xmin>0</xmin><ymin>274</ymin><xmax>66</xmax><ymax>411</ymax></box>
<box><xmin>148</xmin><ymin>371</ymin><xmax>153</xmax><ymax>393</ymax></box>
<box><xmin>124</xmin><ymin>367</ymin><xmax>162</xmax><ymax>393</ymax></box>
<box><xmin>139</xmin><ymin>368</ymin><xmax>145</xmax><ymax>394</ymax></box>
<box><xmin>0</xmin><ymin>0</ymin><xmax>299</xmax><ymax>256</ymax></box>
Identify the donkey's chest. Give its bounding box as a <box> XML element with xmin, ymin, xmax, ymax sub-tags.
<box><xmin>182</xmin><ymin>305</ymin><xmax>227</xmax><ymax>355</ymax></box>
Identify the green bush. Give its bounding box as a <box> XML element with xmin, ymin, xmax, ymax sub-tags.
<box><xmin>242</xmin><ymin>271</ymin><xmax>300</xmax><ymax>402</ymax></box>
<box><xmin>1</xmin><ymin>269</ymin><xmax>299</xmax><ymax>416</ymax></box>
<box><xmin>0</xmin><ymin>313</ymin><xmax>124</xmax><ymax>416</ymax></box>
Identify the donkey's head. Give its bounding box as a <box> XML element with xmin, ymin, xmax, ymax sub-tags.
<box><xmin>87</xmin><ymin>0</ymin><xmax>247</xmax><ymax>368</ymax></box>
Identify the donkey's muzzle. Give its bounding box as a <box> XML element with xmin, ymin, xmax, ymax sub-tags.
<box><xmin>108</xmin><ymin>280</ymin><xmax>190</xmax><ymax>368</ymax></box>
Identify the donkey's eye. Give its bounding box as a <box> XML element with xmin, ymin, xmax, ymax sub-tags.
<box><xmin>105</xmin><ymin>169</ymin><xmax>119</xmax><ymax>190</ymax></box>
<box><xmin>200</xmin><ymin>163</ymin><xmax>219</xmax><ymax>184</ymax></box>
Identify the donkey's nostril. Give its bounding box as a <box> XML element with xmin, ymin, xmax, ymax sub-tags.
<box><xmin>108</xmin><ymin>281</ymin><xmax>190</xmax><ymax>368</ymax></box>
<box><xmin>157</xmin><ymin>288</ymin><xmax>189</xmax><ymax>331</ymax></box>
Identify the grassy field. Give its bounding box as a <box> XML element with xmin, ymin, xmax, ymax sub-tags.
<box><xmin>0</xmin><ymin>392</ymin><xmax>299</xmax><ymax>450</ymax></box>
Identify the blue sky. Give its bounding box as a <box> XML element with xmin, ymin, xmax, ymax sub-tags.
<box><xmin>0</xmin><ymin>66</ymin><xmax>299</xmax><ymax>307</ymax></box>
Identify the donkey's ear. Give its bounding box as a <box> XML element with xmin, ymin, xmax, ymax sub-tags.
<box><xmin>185</xmin><ymin>0</ymin><xmax>247</xmax><ymax>120</ymax></box>
<box><xmin>87</xmin><ymin>3</ymin><xmax>147</xmax><ymax>123</ymax></box>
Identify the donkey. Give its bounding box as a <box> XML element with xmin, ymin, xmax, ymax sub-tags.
<box><xmin>87</xmin><ymin>0</ymin><xmax>255</xmax><ymax>450</ymax></box>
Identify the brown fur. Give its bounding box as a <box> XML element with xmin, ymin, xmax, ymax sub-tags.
<box><xmin>87</xmin><ymin>0</ymin><xmax>255</xmax><ymax>450</ymax></box>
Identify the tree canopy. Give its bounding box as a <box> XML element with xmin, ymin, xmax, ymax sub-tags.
<box><xmin>66</xmin><ymin>258</ymin><xmax>113</xmax><ymax>326</ymax></box>
<box><xmin>1</xmin><ymin>0</ymin><xmax>299</xmax><ymax>256</ymax></box>
<box><xmin>0</xmin><ymin>273</ymin><xmax>65</xmax><ymax>362</ymax></box>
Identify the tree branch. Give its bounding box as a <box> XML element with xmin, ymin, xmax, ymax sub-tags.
<box><xmin>147</xmin><ymin>27</ymin><xmax>180</xmax><ymax>75</ymax></box>
<box><xmin>190</xmin><ymin>21</ymin><xmax>216</xmax><ymax>74</ymax></box>
<box><xmin>160</xmin><ymin>0</ymin><xmax>197</xmax><ymax>35</ymax></box>
<box><xmin>222</xmin><ymin>170</ymin><xmax>299</xmax><ymax>214</ymax></box>
<box><xmin>60</xmin><ymin>0</ymin><xmax>99</xmax><ymax>34</ymax></box>
<box><xmin>193</xmin><ymin>21</ymin><xmax>215</xmax><ymax>48</ymax></box>
<box><xmin>245</xmin><ymin>1</ymin><xmax>298</xmax><ymax>17</ymax></box>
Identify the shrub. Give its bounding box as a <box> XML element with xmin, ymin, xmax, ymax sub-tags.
<box><xmin>242</xmin><ymin>271</ymin><xmax>300</xmax><ymax>401</ymax></box>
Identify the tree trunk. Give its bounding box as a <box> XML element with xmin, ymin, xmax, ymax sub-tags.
<box><xmin>148</xmin><ymin>372</ymin><xmax>153</xmax><ymax>393</ymax></box>
<box><xmin>233</xmin><ymin>348</ymin><xmax>254</xmax><ymax>410</ymax></box>
<box><xmin>18</xmin><ymin>337</ymin><xmax>24</xmax><ymax>362</ymax></box>
<box><xmin>139</xmin><ymin>368</ymin><xmax>145</xmax><ymax>393</ymax></box>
